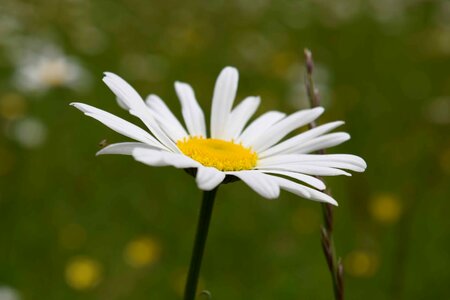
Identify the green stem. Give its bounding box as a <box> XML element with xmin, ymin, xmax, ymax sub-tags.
<box><xmin>184</xmin><ymin>188</ymin><xmax>218</xmax><ymax>300</ymax></box>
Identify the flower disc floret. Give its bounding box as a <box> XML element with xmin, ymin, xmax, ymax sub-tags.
<box><xmin>177</xmin><ymin>137</ymin><xmax>258</xmax><ymax>171</ymax></box>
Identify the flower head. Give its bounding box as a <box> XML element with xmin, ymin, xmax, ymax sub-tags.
<box><xmin>72</xmin><ymin>67</ymin><xmax>366</xmax><ymax>205</ymax></box>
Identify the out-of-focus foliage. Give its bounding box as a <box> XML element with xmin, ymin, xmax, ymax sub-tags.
<box><xmin>0</xmin><ymin>0</ymin><xmax>449</xmax><ymax>299</ymax></box>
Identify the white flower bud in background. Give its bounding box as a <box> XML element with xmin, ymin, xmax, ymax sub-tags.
<box><xmin>10</xmin><ymin>117</ymin><xmax>47</xmax><ymax>149</ymax></box>
<box><xmin>0</xmin><ymin>286</ymin><xmax>20</xmax><ymax>300</ymax></box>
<box><xmin>12</xmin><ymin>46</ymin><xmax>90</xmax><ymax>94</ymax></box>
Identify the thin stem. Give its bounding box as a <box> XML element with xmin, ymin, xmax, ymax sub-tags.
<box><xmin>184</xmin><ymin>188</ymin><xmax>218</xmax><ymax>300</ymax></box>
<box><xmin>304</xmin><ymin>48</ymin><xmax>344</xmax><ymax>300</ymax></box>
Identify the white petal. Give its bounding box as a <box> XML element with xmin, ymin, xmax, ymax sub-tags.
<box><xmin>238</xmin><ymin>111</ymin><xmax>286</xmax><ymax>146</ymax></box>
<box><xmin>132</xmin><ymin>148</ymin><xmax>200</xmax><ymax>168</ymax></box>
<box><xmin>196</xmin><ymin>166</ymin><xmax>225</xmax><ymax>191</ymax></box>
<box><xmin>71</xmin><ymin>102</ymin><xmax>166</xmax><ymax>150</ymax></box>
<box><xmin>259</xmin><ymin>170</ymin><xmax>326</xmax><ymax>190</ymax></box>
<box><xmin>103</xmin><ymin>72</ymin><xmax>143</xmax><ymax>111</ymax></box>
<box><xmin>250</xmin><ymin>107</ymin><xmax>325</xmax><ymax>152</ymax></box>
<box><xmin>315</xmin><ymin>154</ymin><xmax>367</xmax><ymax>169</ymax></box>
<box><xmin>146</xmin><ymin>94</ymin><xmax>188</xmax><ymax>141</ymax></box>
<box><xmin>258</xmin><ymin>153</ymin><xmax>366</xmax><ymax>172</ymax></box>
<box><xmin>260</xmin><ymin>121</ymin><xmax>345</xmax><ymax>158</ymax></box>
<box><xmin>272</xmin><ymin>176</ymin><xmax>338</xmax><ymax>206</ymax></box>
<box><xmin>257</xmin><ymin>164</ymin><xmax>352</xmax><ymax>176</ymax></box>
<box><xmin>210</xmin><ymin>67</ymin><xmax>239</xmax><ymax>139</ymax></box>
<box><xmin>294</xmin><ymin>132</ymin><xmax>351</xmax><ymax>154</ymax></box>
<box><xmin>116</xmin><ymin>96</ymin><xmax>129</xmax><ymax>110</ymax></box>
<box><xmin>103</xmin><ymin>72</ymin><xmax>179</xmax><ymax>152</ymax></box>
<box><xmin>258</xmin><ymin>154</ymin><xmax>306</xmax><ymax>167</ymax></box>
<box><xmin>227</xmin><ymin>170</ymin><xmax>280</xmax><ymax>199</ymax></box>
<box><xmin>96</xmin><ymin>142</ymin><xmax>158</xmax><ymax>156</ymax></box>
<box><xmin>132</xmin><ymin>148</ymin><xmax>165</xmax><ymax>166</ymax></box>
<box><xmin>270</xmin><ymin>176</ymin><xmax>311</xmax><ymax>198</ymax></box>
<box><xmin>222</xmin><ymin>96</ymin><xmax>260</xmax><ymax>140</ymax></box>
<box><xmin>174</xmin><ymin>82</ymin><xmax>206</xmax><ymax>137</ymax></box>
<box><xmin>299</xmin><ymin>161</ymin><xmax>365</xmax><ymax>172</ymax></box>
<box><xmin>305</xmin><ymin>188</ymin><xmax>338</xmax><ymax>206</ymax></box>
<box><xmin>162</xmin><ymin>152</ymin><xmax>201</xmax><ymax>168</ymax></box>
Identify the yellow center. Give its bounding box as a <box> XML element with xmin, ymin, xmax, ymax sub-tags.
<box><xmin>177</xmin><ymin>137</ymin><xmax>258</xmax><ymax>171</ymax></box>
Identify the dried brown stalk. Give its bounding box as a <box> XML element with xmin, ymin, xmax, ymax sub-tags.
<box><xmin>304</xmin><ymin>49</ymin><xmax>344</xmax><ymax>300</ymax></box>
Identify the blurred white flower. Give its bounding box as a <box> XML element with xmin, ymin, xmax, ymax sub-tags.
<box><xmin>425</xmin><ymin>97</ymin><xmax>450</xmax><ymax>125</ymax></box>
<box><xmin>0</xmin><ymin>286</ymin><xmax>20</xmax><ymax>300</ymax></box>
<box><xmin>11</xmin><ymin>117</ymin><xmax>47</xmax><ymax>149</ymax></box>
<box><xmin>368</xmin><ymin>0</ymin><xmax>407</xmax><ymax>24</ymax></box>
<box><xmin>13</xmin><ymin>46</ymin><xmax>89</xmax><ymax>93</ymax></box>
<box><xmin>315</xmin><ymin>0</ymin><xmax>362</xmax><ymax>26</ymax></box>
<box><xmin>435</xmin><ymin>0</ymin><xmax>450</xmax><ymax>28</ymax></box>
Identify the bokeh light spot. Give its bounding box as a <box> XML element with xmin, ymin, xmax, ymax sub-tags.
<box><xmin>0</xmin><ymin>286</ymin><xmax>20</xmax><ymax>300</ymax></box>
<box><xmin>425</xmin><ymin>97</ymin><xmax>450</xmax><ymax>125</ymax></box>
<box><xmin>0</xmin><ymin>93</ymin><xmax>27</xmax><ymax>120</ymax></box>
<box><xmin>369</xmin><ymin>194</ymin><xmax>403</xmax><ymax>225</ymax></box>
<box><xmin>11</xmin><ymin>117</ymin><xmax>47</xmax><ymax>149</ymax></box>
<box><xmin>65</xmin><ymin>257</ymin><xmax>102</xmax><ymax>290</ymax></box>
<box><xmin>124</xmin><ymin>237</ymin><xmax>161</xmax><ymax>268</ymax></box>
<box><xmin>344</xmin><ymin>250</ymin><xmax>379</xmax><ymax>277</ymax></box>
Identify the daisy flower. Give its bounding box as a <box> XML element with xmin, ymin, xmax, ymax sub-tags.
<box><xmin>71</xmin><ymin>67</ymin><xmax>366</xmax><ymax>205</ymax></box>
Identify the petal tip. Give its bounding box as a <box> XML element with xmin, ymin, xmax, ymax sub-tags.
<box><xmin>103</xmin><ymin>71</ymin><xmax>115</xmax><ymax>77</ymax></box>
<box><xmin>359</xmin><ymin>158</ymin><xmax>368</xmax><ymax>170</ymax></box>
<box><xmin>219</xmin><ymin>66</ymin><xmax>239</xmax><ymax>81</ymax></box>
<box><xmin>223</xmin><ymin>66</ymin><xmax>238</xmax><ymax>73</ymax></box>
<box><xmin>145</xmin><ymin>94</ymin><xmax>158</xmax><ymax>103</ymax></box>
<box><xmin>70</xmin><ymin>102</ymin><xmax>87</xmax><ymax>112</ymax></box>
<box><xmin>174</xmin><ymin>81</ymin><xmax>188</xmax><ymax>89</ymax></box>
<box><xmin>271</xmin><ymin>190</ymin><xmax>281</xmax><ymax>199</ymax></box>
<box><xmin>314</xmin><ymin>106</ymin><xmax>325</xmax><ymax>114</ymax></box>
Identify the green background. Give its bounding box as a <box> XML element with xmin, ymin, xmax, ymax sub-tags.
<box><xmin>1</xmin><ymin>0</ymin><xmax>449</xmax><ymax>299</ymax></box>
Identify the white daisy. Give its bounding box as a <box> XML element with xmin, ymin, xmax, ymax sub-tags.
<box><xmin>13</xmin><ymin>47</ymin><xmax>88</xmax><ymax>93</ymax></box>
<box><xmin>71</xmin><ymin>67</ymin><xmax>366</xmax><ymax>205</ymax></box>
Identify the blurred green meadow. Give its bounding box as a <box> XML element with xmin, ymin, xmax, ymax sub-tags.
<box><xmin>1</xmin><ymin>0</ymin><xmax>449</xmax><ymax>299</ymax></box>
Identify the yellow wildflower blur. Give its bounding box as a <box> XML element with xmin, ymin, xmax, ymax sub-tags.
<box><xmin>344</xmin><ymin>250</ymin><xmax>379</xmax><ymax>277</ymax></box>
<box><xmin>369</xmin><ymin>194</ymin><xmax>403</xmax><ymax>224</ymax></box>
<box><xmin>65</xmin><ymin>257</ymin><xmax>102</xmax><ymax>290</ymax></box>
<box><xmin>124</xmin><ymin>236</ymin><xmax>161</xmax><ymax>268</ymax></box>
<box><xmin>0</xmin><ymin>93</ymin><xmax>27</xmax><ymax>120</ymax></box>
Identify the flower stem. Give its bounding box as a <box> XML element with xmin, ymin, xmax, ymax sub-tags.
<box><xmin>184</xmin><ymin>188</ymin><xmax>218</xmax><ymax>300</ymax></box>
<box><xmin>304</xmin><ymin>48</ymin><xmax>344</xmax><ymax>300</ymax></box>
